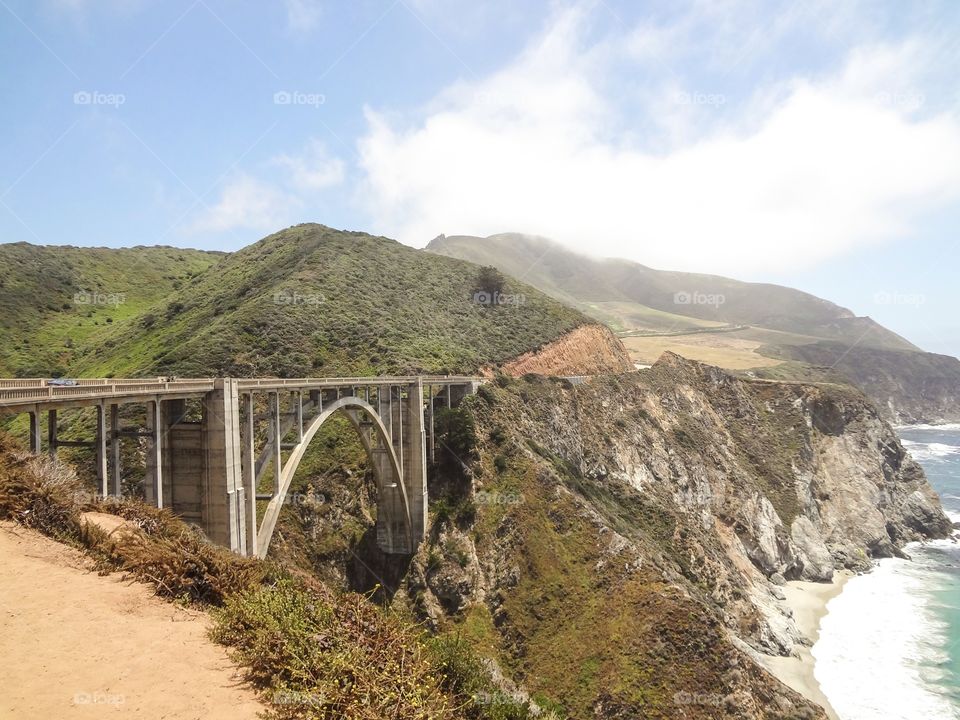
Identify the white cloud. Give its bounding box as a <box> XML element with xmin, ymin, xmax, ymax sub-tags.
<box><xmin>187</xmin><ymin>174</ymin><xmax>300</xmax><ymax>234</ymax></box>
<box><xmin>187</xmin><ymin>139</ymin><xmax>344</xmax><ymax>235</ymax></box>
<box><xmin>284</xmin><ymin>0</ymin><xmax>323</xmax><ymax>33</ymax></box>
<box><xmin>273</xmin><ymin>139</ymin><xmax>344</xmax><ymax>190</ymax></box>
<box><xmin>356</xmin><ymin>5</ymin><xmax>960</xmax><ymax>275</ymax></box>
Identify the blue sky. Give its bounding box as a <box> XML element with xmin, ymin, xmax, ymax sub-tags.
<box><xmin>2</xmin><ymin>0</ymin><xmax>958</xmax><ymax>356</ymax></box>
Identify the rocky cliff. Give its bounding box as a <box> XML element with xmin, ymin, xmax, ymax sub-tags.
<box><xmin>759</xmin><ymin>341</ymin><xmax>960</xmax><ymax>424</ymax></box>
<box><xmin>496</xmin><ymin>324</ymin><xmax>634</xmax><ymax>377</ymax></box>
<box><xmin>407</xmin><ymin>353</ymin><xmax>950</xmax><ymax>718</ymax></box>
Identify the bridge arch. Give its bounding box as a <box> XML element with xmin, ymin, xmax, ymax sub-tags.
<box><xmin>255</xmin><ymin>396</ymin><xmax>412</xmax><ymax>559</ymax></box>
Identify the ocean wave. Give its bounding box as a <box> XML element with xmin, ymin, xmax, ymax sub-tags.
<box><xmin>815</xmin><ymin>557</ymin><xmax>960</xmax><ymax>719</ymax></box>
<box><xmin>898</xmin><ymin>423</ymin><xmax>960</xmax><ymax>432</ymax></box>
<box><xmin>902</xmin><ymin>440</ymin><xmax>960</xmax><ymax>461</ymax></box>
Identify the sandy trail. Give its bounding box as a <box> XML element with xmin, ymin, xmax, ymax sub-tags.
<box><xmin>0</xmin><ymin>521</ymin><xmax>265</xmax><ymax>720</ymax></box>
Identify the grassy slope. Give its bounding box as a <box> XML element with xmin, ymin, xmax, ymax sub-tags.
<box><xmin>72</xmin><ymin>224</ymin><xmax>588</xmax><ymax>377</ymax></box>
<box><xmin>427</xmin><ymin>369</ymin><xmax>829</xmax><ymax>719</ymax></box>
<box><xmin>427</xmin><ymin>233</ymin><xmax>917</xmax><ymax>351</ymax></box>
<box><xmin>0</xmin><ymin>435</ymin><xmax>548</xmax><ymax>720</ymax></box>
<box><xmin>0</xmin><ymin>242</ymin><xmax>221</xmax><ymax>376</ymax></box>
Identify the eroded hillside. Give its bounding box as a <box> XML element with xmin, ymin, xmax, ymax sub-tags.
<box><xmin>404</xmin><ymin>354</ymin><xmax>949</xmax><ymax>718</ymax></box>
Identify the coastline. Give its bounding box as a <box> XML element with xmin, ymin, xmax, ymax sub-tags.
<box><xmin>759</xmin><ymin>571</ymin><xmax>851</xmax><ymax>720</ymax></box>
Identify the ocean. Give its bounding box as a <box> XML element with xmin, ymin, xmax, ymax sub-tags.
<box><xmin>814</xmin><ymin>424</ymin><xmax>960</xmax><ymax>720</ymax></box>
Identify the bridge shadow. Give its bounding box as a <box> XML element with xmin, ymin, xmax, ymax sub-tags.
<box><xmin>346</xmin><ymin>527</ymin><xmax>413</xmax><ymax>604</ymax></box>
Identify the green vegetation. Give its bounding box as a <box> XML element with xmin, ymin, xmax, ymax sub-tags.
<box><xmin>427</xmin><ymin>232</ymin><xmax>960</xmax><ymax>422</ymax></box>
<box><xmin>427</xmin><ymin>232</ymin><xmax>916</xmax><ymax>351</ymax></box>
<box><xmin>0</xmin><ymin>242</ymin><xmax>220</xmax><ymax>376</ymax></box>
<box><xmin>46</xmin><ymin>225</ymin><xmax>588</xmax><ymax>378</ymax></box>
<box><xmin>0</xmin><ymin>431</ymin><xmax>552</xmax><ymax>720</ymax></box>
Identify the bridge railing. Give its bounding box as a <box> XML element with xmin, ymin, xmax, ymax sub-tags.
<box><xmin>0</xmin><ymin>380</ymin><xmax>217</xmax><ymax>405</ymax></box>
<box><xmin>235</xmin><ymin>376</ymin><xmax>480</xmax><ymax>391</ymax></box>
<box><xmin>0</xmin><ymin>377</ymin><xmax>175</xmax><ymax>389</ymax></box>
<box><xmin>0</xmin><ymin>376</ymin><xmax>482</xmax><ymax>408</ymax></box>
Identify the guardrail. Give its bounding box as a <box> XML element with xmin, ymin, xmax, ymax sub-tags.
<box><xmin>235</xmin><ymin>376</ymin><xmax>481</xmax><ymax>391</ymax></box>
<box><xmin>0</xmin><ymin>378</ymin><xmax>176</xmax><ymax>388</ymax></box>
<box><xmin>0</xmin><ymin>380</ymin><xmax>217</xmax><ymax>406</ymax></box>
<box><xmin>0</xmin><ymin>376</ymin><xmax>482</xmax><ymax>408</ymax></box>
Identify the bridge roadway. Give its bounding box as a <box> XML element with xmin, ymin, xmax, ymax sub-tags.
<box><xmin>0</xmin><ymin>376</ymin><xmax>482</xmax><ymax>558</ymax></box>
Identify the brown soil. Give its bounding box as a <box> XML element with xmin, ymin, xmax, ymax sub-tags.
<box><xmin>500</xmin><ymin>324</ymin><xmax>634</xmax><ymax>376</ymax></box>
<box><xmin>0</xmin><ymin>521</ymin><xmax>264</xmax><ymax>720</ymax></box>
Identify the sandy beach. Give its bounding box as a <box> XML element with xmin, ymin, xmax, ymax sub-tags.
<box><xmin>760</xmin><ymin>572</ymin><xmax>851</xmax><ymax>720</ymax></box>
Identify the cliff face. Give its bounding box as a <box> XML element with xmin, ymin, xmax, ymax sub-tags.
<box><xmin>497</xmin><ymin>324</ymin><xmax>634</xmax><ymax>377</ymax></box>
<box><xmin>409</xmin><ymin>354</ymin><xmax>949</xmax><ymax>719</ymax></box>
<box><xmin>760</xmin><ymin>341</ymin><xmax>960</xmax><ymax>424</ymax></box>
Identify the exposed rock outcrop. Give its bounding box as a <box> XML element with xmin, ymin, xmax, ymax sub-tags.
<box><xmin>409</xmin><ymin>352</ymin><xmax>949</xmax><ymax>719</ymax></box>
<box><xmin>762</xmin><ymin>341</ymin><xmax>960</xmax><ymax>424</ymax></box>
<box><xmin>497</xmin><ymin>324</ymin><xmax>633</xmax><ymax>377</ymax></box>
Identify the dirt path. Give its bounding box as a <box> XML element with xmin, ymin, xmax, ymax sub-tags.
<box><xmin>0</xmin><ymin>521</ymin><xmax>265</xmax><ymax>720</ymax></box>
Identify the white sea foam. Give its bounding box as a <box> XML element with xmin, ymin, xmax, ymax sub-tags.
<box><xmin>898</xmin><ymin>423</ymin><xmax>960</xmax><ymax>432</ymax></box>
<box><xmin>814</xmin><ymin>556</ymin><xmax>960</xmax><ymax>720</ymax></box>
<box><xmin>902</xmin><ymin>440</ymin><xmax>960</xmax><ymax>462</ymax></box>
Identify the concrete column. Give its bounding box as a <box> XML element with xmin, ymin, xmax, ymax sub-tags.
<box><xmin>242</xmin><ymin>393</ymin><xmax>257</xmax><ymax>557</ymax></box>
<box><xmin>202</xmin><ymin>379</ymin><xmax>244</xmax><ymax>553</ymax></box>
<box><xmin>427</xmin><ymin>385</ymin><xmax>435</xmax><ymax>464</ymax></box>
<box><xmin>110</xmin><ymin>404</ymin><xmax>121</xmax><ymax>496</ymax></box>
<box><xmin>47</xmin><ymin>409</ymin><xmax>57</xmax><ymax>459</ymax></box>
<box><xmin>145</xmin><ymin>400</ymin><xmax>163</xmax><ymax>508</ymax></box>
<box><xmin>270</xmin><ymin>392</ymin><xmax>282</xmax><ymax>495</ymax></box>
<box><xmin>28</xmin><ymin>410</ymin><xmax>41</xmax><ymax>454</ymax></box>
<box><xmin>96</xmin><ymin>404</ymin><xmax>108</xmax><ymax>496</ymax></box>
<box><xmin>404</xmin><ymin>378</ymin><xmax>428</xmax><ymax>547</ymax></box>
<box><xmin>374</xmin><ymin>384</ymin><xmax>402</xmax><ymax>553</ymax></box>
<box><xmin>391</xmin><ymin>386</ymin><xmax>403</xmax><ymax>473</ymax></box>
<box><xmin>295</xmin><ymin>391</ymin><xmax>303</xmax><ymax>442</ymax></box>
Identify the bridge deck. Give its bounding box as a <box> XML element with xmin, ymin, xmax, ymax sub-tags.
<box><xmin>0</xmin><ymin>376</ymin><xmax>481</xmax><ymax>413</ymax></box>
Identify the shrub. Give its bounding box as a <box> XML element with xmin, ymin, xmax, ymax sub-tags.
<box><xmin>213</xmin><ymin>579</ymin><xmax>457</xmax><ymax>719</ymax></box>
<box><xmin>427</xmin><ymin>634</ymin><xmax>542</xmax><ymax>720</ymax></box>
<box><xmin>0</xmin><ymin>449</ymin><xmax>86</xmax><ymax>540</ymax></box>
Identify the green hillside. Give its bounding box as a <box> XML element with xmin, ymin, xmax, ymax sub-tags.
<box><xmin>428</xmin><ymin>233</ymin><xmax>917</xmax><ymax>350</ymax></box>
<box><xmin>64</xmin><ymin>224</ymin><xmax>587</xmax><ymax>377</ymax></box>
<box><xmin>426</xmin><ymin>232</ymin><xmax>960</xmax><ymax>422</ymax></box>
<box><xmin>0</xmin><ymin>243</ymin><xmax>222</xmax><ymax>377</ymax></box>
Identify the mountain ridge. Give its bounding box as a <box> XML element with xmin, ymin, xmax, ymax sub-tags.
<box><xmin>427</xmin><ymin>232</ymin><xmax>960</xmax><ymax>422</ymax></box>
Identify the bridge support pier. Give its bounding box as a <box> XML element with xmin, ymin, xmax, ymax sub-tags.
<box><xmin>201</xmin><ymin>379</ymin><xmax>245</xmax><ymax>553</ymax></box>
<box><xmin>47</xmin><ymin>409</ymin><xmax>56</xmax><ymax>460</ymax></box>
<box><xmin>28</xmin><ymin>409</ymin><xmax>41</xmax><ymax>454</ymax></box>
<box><xmin>403</xmin><ymin>379</ymin><xmax>427</xmax><ymax>552</ymax></box>
<box><xmin>110</xmin><ymin>404</ymin><xmax>121</xmax><ymax>495</ymax></box>
<box><xmin>96</xmin><ymin>404</ymin><xmax>108</xmax><ymax>496</ymax></box>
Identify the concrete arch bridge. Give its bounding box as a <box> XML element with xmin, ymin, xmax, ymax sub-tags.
<box><xmin>0</xmin><ymin>376</ymin><xmax>480</xmax><ymax>557</ymax></box>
